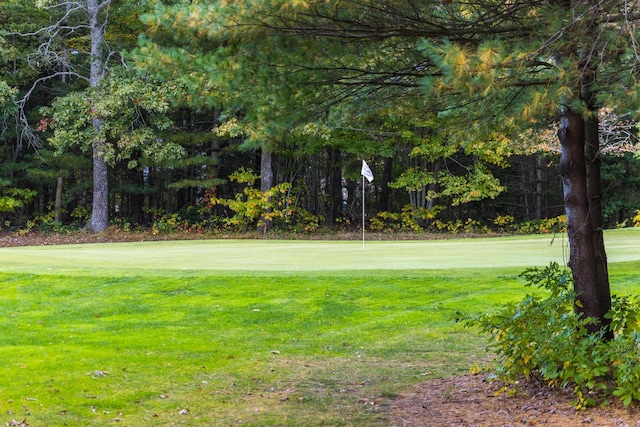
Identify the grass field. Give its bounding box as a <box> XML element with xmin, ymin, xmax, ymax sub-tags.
<box><xmin>0</xmin><ymin>229</ymin><xmax>639</xmax><ymax>426</ymax></box>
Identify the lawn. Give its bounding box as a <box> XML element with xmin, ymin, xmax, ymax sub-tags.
<box><xmin>0</xmin><ymin>229</ymin><xmax>639</xmax><ymax>426</ymax></box>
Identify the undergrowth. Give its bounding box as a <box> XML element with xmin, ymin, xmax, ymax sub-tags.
<box><xmin>470</xmin><ymin>262</ymin><xmax>640</xmax><ymax>408</ymax></box>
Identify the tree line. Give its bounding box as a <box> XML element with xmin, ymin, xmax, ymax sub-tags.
<box><xmin>1</xmin><ymin>1</ymin><xmax>638</xmax><ymax>236</ymax></box>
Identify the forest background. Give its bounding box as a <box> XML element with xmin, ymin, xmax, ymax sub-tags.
<box><xmin>1</xmin><ymin>0</ymin><xmax>640</xmax><ymax>238</ymax></box>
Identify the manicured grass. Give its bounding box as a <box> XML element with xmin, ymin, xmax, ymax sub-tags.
<box><xmin>2</xmin><ymin>228</ymin><xmax>640</xmax><ymax>275</ymax></box>
<box><xmin>0</xmin><ymin>229</ymin><xmax>639</xmax><ymax>425</ymax></box>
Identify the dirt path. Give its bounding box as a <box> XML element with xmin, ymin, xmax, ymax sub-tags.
<box><xmin>388</xmin><ymin>374</ymin><xmax>640</xmax><ymax>427</ymax></box>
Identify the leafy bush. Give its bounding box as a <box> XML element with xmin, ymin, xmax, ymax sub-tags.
<box><xmin>151</xmin><ymin>212</ymin><xmax>189</xmax><ymax>235</ymax></box>
<box><xmin>430</xmin><ymin>217</ymin><xmax>492</xmax><ymax>234</ymax></box>
<box><xmin>0</xmin><ymin>187</ymin><xmax>37</xmax><ymax>227</ymax></box>
<box><xmin>370</xmin><ymin>206</ymin><xmax>426</xmax><ymax>232</ymax></box>
<box><xmin>209</xmin><ymin>167</ymin><xmax>321</xmax><ymax>233</ymax></box>
<box><xmin>512</xmin><ymin>215</ymin><xmax>567</xmax><ymax>234</ymax></box>
<box><xmin>493</xmin><ymin>214</ymin><xmax>516</xmax><ymax>232</ymax></box>
<box><xmin>470</xmin><ymin>262</ymin><xmax>640</xmax><ymax>408</ymax></box>
<box><xmin>34</xmin><ymin>211</ymin><xmax>76</xmax><ymax>234</ymax></box>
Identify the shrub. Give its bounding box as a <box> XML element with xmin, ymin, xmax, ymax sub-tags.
<box><xmin>0</xmin><ymin>187</ymin><xmax>37</xmax><ymax>228</ymax></box>
<box><xmin>209</xmin><ymin>167</ymin><xmax>320</xmax><ymax>233</ymax></box>
<box><xmin>429</xmin><ymin>218</ymin><xmax>491</xmax><ymax>234</ymax></box>
<box><xmin>493</xmin><ymin>214</ymin><xmax>516</xmax><ymax>232</ymax></box>
<box><xmin>470</xmin><ymin>262</ymin><xmax>640</xmax><ymax>408</ymax></box>
<box><xmin>371</xmin><ymin>209</ymin><xmax>419</xmax><ymax>233</ymax></box>
<box><xmin>35</xmin><ymin>211</ymin><xmax>75</xmax><ymax>234</ymax></box>
<box><xmin>151</xmin><ymin>212</ymin><xmax>188</xmax><ymax>235</ymax></box>
<box><xmin>513</xmin><ymin>215</ymin><xmax>567</xmax><ymax>234</ymax></box>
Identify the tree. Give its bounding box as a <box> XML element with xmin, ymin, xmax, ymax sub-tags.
<box><xmin>157</xmin><ymin>0</ymin><xmax>640</xmax><ymax>335</ymax></box>
<box><xmin>417</xmin><ymin>0</ymin><xmax>640</xmax><ymax>336</ymax></box>
<box><xmin>6</xmin><ymin>0</ymin><xmax>114</xmax><ymax>231</ymax></box>
<box><xmin>11</xmin><ymin>0</ymin><xmax>163</xmax><ymax>232</ymax></box>
<box><xmin>43</xmin><ymin>68</ymin><xmax>186</xmax><ymax>221</ymax></box>
<box><xmin>85</xmin><ymin>0</ymin><xmax>110</xmax><ymax>232</ymax></box>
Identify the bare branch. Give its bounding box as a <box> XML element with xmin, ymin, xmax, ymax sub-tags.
<box><xmin>15</xmin><ymin>71</ymin><xmax>90</xmax><ymax>152</ymax></box>
<box><xmin>8</xmin><ymin>2</ymin><xmax>86</xmax><ymax>38</ymax></box>
<box><xmin>18</xmin><ymin>72</ymin><xmax>90</xmax><ymax>111</ymax></box>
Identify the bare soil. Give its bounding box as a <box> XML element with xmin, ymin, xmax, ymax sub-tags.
<box><xmin>388</xmin><ymin>374</ymin><xmax>640</xmax><ymax>427</ymax></box>
<box><xmin>4</xmin><ymin>230</ymin><xmax>640</xmax><ymax>426</ymax></box>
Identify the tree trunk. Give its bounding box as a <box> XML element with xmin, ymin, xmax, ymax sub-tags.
<box><xmin>427</xmin><ymin>159</ymin><xmax>441</xmax><ymax>211</ymax></box>
<box><xmin>554</xmin><ymin>0</ymin><xmax>612</xmax><ymax>337</ymax></box>
<box><xmin>309</xmin><ymin>154</ymin><xmax>320</xmax><ymax>215</ymax></box>
<box><xmin>327</xmin><ymin>147</ymin><xmax>342</xmax><ymax>225</ymax></box>
<box><xmin>260</xmin><ymin>145</ymin><xmax>273</xmax><ymax>233</ymax></box>
<box><xmin>54</xmin><ymin>176</ymin><xmax>63</xmax><ymax>223</ymax></box>
<box><xmin>378</xmin><ymin>156</ymin><xmax>393</xmax><ymax>212</ymax></box>
<box><xmin>535</xmin><ymin>155</ymin><xmax>546</xmax><ymax>219</ymax></box>
<box><xmin>85</xmin><ymin>0</ymin><xmax>109</xmax><ymax>232</ymax></box>
<box><xmin>582</xmin><ymin>75</ymin><xmax>613</xmax><ymax>339</ymax></box>
<box><xmin>557</xmin><ymin>107</ymin><xmax>611</xmax><ymax>336</ymax></box>
<box><xmin>260</xmin><ymin>146</ymin><xmax>273</xmax><ymax>193</ymax></box>
<box><xmin>88</xmin><ymin>139</ymin><xmax>109</xmax><ymax>232</ymax></box>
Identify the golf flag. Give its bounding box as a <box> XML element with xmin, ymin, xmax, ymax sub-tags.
<box><xmin>361</xmin><ymin>160</ymin><xmax>374</xmax><ymax>182</ymax></box>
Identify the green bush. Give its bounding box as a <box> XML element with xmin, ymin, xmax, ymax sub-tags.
<box><xmin>493</xmin><ymin>214</ymin><xmax>516</xmax><ymax>232</ymax></box>
<box><xmin>512</xmin><ymin>215</ymin><xmax>567</xmax><ymax>234</ymax></box>
<box><xmin>430</xmin><ymin>217</ymin><xmax>491</xmax><ymax>234</ymax></box>
<box><xmin>209</xmin><ymin>167</ymin><xmax>321</xmax><ymax>233</ymax></box>
<box><xmin>370</xmin><ymin>206</ymin><xmax>441</xmax><ymax>233</ymax></box>
<box><xmin>470</xmin><ymin>262</ymin><xmax>640</xmax><ymax>408</ymax></box>
<box><xmin>34</xmin><ymin>211</ymin><xmax>76</xmax><ymax>234</ymax></box>
<box><xmin>371</xmin><ymin>208</ymin><xmax>419</xmax><ymax>233</ymax></box>
<box><xmin>0</xmin><ymin>187</ymin><xmax>37</xmax><ymax>228</ymax></box>
<box><xmin>151</xmin><ymin>212</ymin><xmax>188</xmax><ymax>235</ymax></box>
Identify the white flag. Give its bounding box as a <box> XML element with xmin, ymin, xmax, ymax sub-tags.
<box><xmin>361</xmin><ymin>160</ymin><xmax>374</xmax><ymax>182</ymax></box>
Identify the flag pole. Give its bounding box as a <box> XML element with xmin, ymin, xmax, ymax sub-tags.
<box><xmin>362</xmin><ymin>174</ymin><xmax>365</xmax><ymax>249</ymax></box>
<box><xmin>360</xmin><ymin>159</ymin><xmax>374</xmax><ymax>249</ymax></box>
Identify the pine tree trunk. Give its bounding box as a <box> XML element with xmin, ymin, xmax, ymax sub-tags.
<box><xmin>260</xmin><ymin>146</ymin><xmax>273</xmax><ymax>193</ymax></box>
<box><xmin>558</xmin><ymin>107</ymin><xmax>611</xmax><ymax>336</ymax></box>
<box><xmin>535</xmin><ymin>155</ymin><xmax>545</xmax><ymax>219</ymax></box>
<box><xmin>582</xmin><ymin>78</ymin><xmax>613</xmax><ymax>339</ymax></box>
<box><xmin>554</xmin><ymin>0</ymin><xmax>612</xmax><ymax>337</ymax></box>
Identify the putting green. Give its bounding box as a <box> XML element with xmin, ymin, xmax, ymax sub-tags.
<box><xmin>1</xmin><ymin>228</ymin><xmax>638</xmax><ymax>274</ymax></box>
